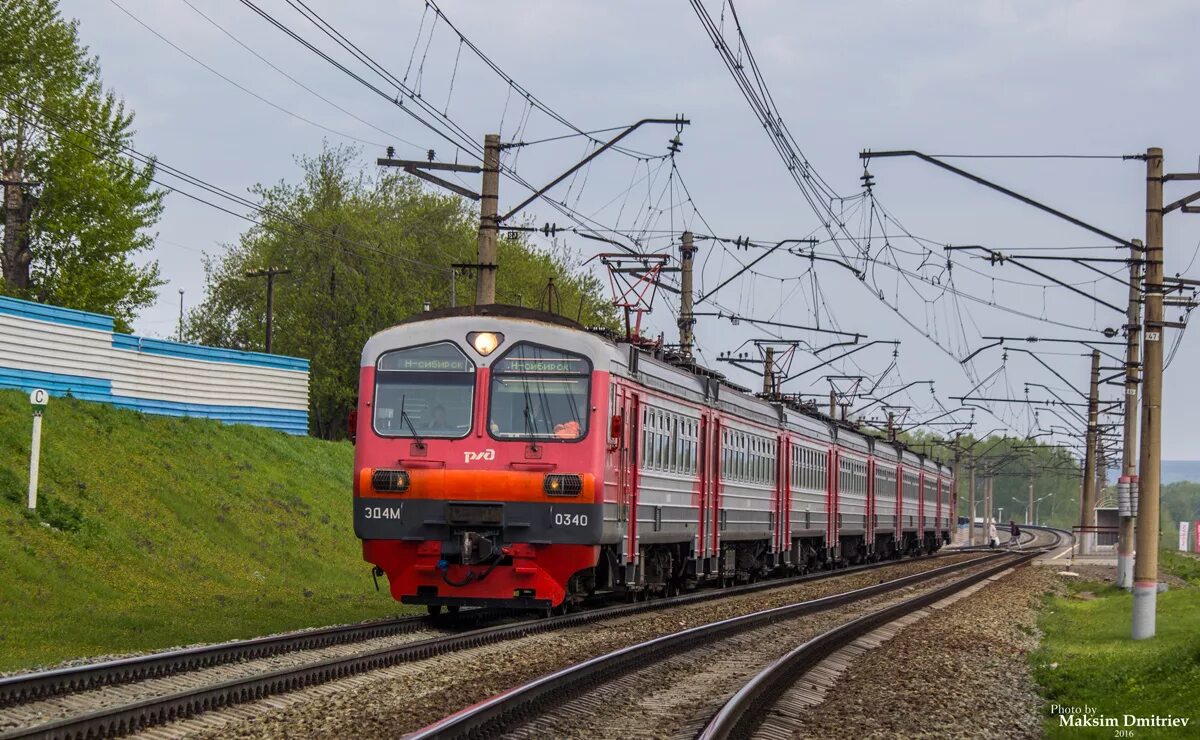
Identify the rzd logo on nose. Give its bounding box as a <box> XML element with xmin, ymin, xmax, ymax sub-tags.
<box><xmin>464</xmin><ymin>449</ymin><xmax>496</xmax><ymax>463</ymax></box>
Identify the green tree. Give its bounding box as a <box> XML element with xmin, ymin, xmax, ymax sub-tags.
<box><xmin>893</xmin><ymin>429</ymin><xmax>1082</xmax><ymax>527</ymax></box>
<box><xmin>0</xmin><ymin>0</ymin><xmax>163</xmax><ymax>329</ymax></box>
<box><xmin>187</xmin><ymin>144</ymin><xmax>617</xmax><ymax>438</ymax></box>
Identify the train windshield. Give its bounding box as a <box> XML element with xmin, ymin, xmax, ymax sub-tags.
<box><xmin>374</xmin><ymin>342</ymin><xmax>475</xmax><ymax>438</ymax></box>
<box><xmin>488</xmin><ymin>343</ymin><xmax>590</xmax><ymax>441</ymax></box>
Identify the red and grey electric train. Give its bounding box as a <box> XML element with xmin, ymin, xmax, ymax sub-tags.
<box><xmin>353</xmin><ymin>305</ymin><xmax>954</xmax><ymax>612</ymax></box>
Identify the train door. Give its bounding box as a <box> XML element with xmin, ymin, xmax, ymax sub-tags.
<box><xmin>697</xmin><ymin>414</ymin><xmax>710</xmax><ymax>570</ymax></box>
<box><xmin>917</xmin><ymin>470</ymin><xmax>926</xmax><ymax>543</ymax></box>
<box><xmin>709</xmin><ymin>416</ymin><xmax>723</xmax><ymax>575</ymax></box>
<box><xmin>866</xmin><ymin>458</ymin><xmax>876</xmax><ymax>556</ymax></box>
<box><xmin>618</xmin><ymin>389</ymin><xmax>641</xmax><ymax>569</ymax></box>
<box><xmin>935</xmin><ymin>478</ymin><xmax>943</xmax><ymax>542</ymax></box>
<box><xmin>827</xmin><ymin>447</ymin><xmax>839</xmax><ymax>560</ymax></box>
<box><xmin>776</xmin><ymin>434</ymin><xmax>789</xmax><ymax>560</ymax></box>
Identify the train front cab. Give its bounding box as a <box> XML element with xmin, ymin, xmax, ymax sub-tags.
<box><xmin>353</xmin><ymin>312</ymin><xmax>615</xmax><ymax>612</ymax></box>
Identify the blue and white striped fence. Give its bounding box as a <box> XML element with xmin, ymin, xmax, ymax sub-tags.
<box><xmin>0</xmin><ymin>296</ymin><xmax>310</xmax><ymax>434</ymax></box>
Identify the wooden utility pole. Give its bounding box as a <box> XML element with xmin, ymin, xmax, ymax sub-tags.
<box><xmin>1117</xmin><ymin>240</ymin><xmax>1143</xmax><ymax>589</ymax></box>
<box><xmin>1133</xmin><ymin>148</ymin><xmax>1165</xmax><ymax>640</ymax></box>
<box><xmin>1079</xmin><ymin>349</ymin><xmax>1101</xmax><ymax>553</ymax></box>
<box><xmin>475</xmin><ymin>134</ymin><xmax>501</xmax><ymax>305</ymax></box>
<box><xmin>679</xmin><ymin>231</ymin><xmax>696</xmax><ymax>358</ymax></box>
<box><xmin>246</xmin><ymin>267</ymin><xmax>291</xmax><ymax>354</ymax></box>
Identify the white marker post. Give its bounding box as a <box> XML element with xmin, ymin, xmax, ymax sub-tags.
<box><xmin>28</xmin><ymin>388</ymin><xmax>48</xmax><ymax>510</ymax></box>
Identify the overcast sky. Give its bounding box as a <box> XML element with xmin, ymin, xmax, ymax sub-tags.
<box><xmin>55</xmin><ymin>0</ymin><xmax>1200</xmax><ymax>459</ymax></box>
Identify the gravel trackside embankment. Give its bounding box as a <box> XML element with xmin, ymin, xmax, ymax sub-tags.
<box><xmin>794</xmin><ymin>563</ymin><xmax>1060</xmax><ymax>739</ymax></box>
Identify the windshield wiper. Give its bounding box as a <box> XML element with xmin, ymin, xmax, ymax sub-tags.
<box><xmin>399</xmin><ymin>394</ymin><xmax>426</xmax><ymax>450</ymax></box>
<box><xmin>523</xmin><ymin>401</ymin><xmax>541</xmax><ymax>451</ymax></box>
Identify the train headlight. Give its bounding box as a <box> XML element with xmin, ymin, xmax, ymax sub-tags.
<box><xmin>371</xmin><ymin>469</ymin><xmax>410</xmax><ymax>493</ymax></box>
<box><xmin>544</xmin><ymin>474</ymin><xmax>582</xmax><ymax>497</ymax></box>
<box><xmin>467</xmin><ymin>331</ymin><xmax>503</xmax><ymax>356</ymax></box>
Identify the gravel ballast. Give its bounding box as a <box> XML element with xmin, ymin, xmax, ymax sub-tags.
<box><xmin>501</xmin><ymin>562</ymin><xmax>1007</xmax><ymax>740</ymax></box>
<box><xmin>145</xmin><ymin>554</ymin><xmax>987</xmax><ymax>739</ymax></box>
<box><xmin>793</xmin><ymin>563</ymin><xmax>1060</xmax><ymax>739</ymax></box>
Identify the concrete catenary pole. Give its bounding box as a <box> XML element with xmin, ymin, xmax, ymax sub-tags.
<box><xmin>1079</xmin><ymin>349</ymin><xmax>1101</xmax><ymax>553</ymax></box>
<box><xmin>951</xmin><ymin>433</ymin><xmax>961</xmax><ymax>544</ymax></box>
<box><xmin>679</xmin><ymin>231</ymin><xmax>696</xmax><ymax>359</ymax></box>
<box><xmin>474</xmin><ymin>134</ymin><xmax>501</xmax><ymax>305</ymax></box>
<box><xmin>984</xmin><ymin>471</ymin><xmax>993</xmax><ymax>545</ymax></box>
<box><xmin>1027</xmin><ymin>474</ymin><xmax>1034</xmax><ymax>526</ymax></box>
<box><xmin>967</xmin><ymin>453</ymin><xmax>976</xmax><ymax>545</ymax></box>
<box><xmin>1133</xmin><ymin>147</ymin><xmax>1165</xmax><ymax>640</ymax></box>
<box><xmin>1117</xmin><ymin>240</ymin><xmax>1143</xmax><ymax>589</ymax></box>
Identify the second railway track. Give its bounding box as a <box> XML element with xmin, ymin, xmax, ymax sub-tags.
<box><xmin>699</xmin><ymin>528</ymin><xmax>1064</xmax><ymax>740</ymax></box>
<box><xmin>407</xmin><ymin>549</ymin><xmax>1030</xmax><ymax>740</ymax></box>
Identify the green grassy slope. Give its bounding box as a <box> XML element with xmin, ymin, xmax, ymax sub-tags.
<box><xmin>0</xmin><ymin>390</ymin><xmax>403</xmax><ymax>671</ymax></box>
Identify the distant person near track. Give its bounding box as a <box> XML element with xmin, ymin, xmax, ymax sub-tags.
<box><xmin>988</xmin><ymin>521</ymin><xmax>998</xmax><ymax>548</ymax></box>
<box><xmin>1009</xmin><ymin>521</ymin><xmax>1022</xmax><ymax>550</ymax></box>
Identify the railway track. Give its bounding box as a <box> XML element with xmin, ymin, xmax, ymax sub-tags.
<box><xmin>406</xmin><ymin>550</ymin><xmax>1025</xmax><ymax>740</ymax></box>
<box><xmin>0</xmin><ymin>550</ymin><xmax>973</xmax><ymax>740</ymax></box>
<box><xmin>0</xmin><ymin>611</ymin><xmax>494</xmax><ymax>708</ymax></box>
<box><xmin>700</xmin><ymin>528</ymin><xmax>1064</xmax><ymax>740</ymax></box>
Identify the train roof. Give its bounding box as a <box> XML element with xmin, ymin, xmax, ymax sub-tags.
<box><xmin>394</xmin><ymin>303</ymin><xmax>589</xmax><ymax>331</ymax></box>
<box><xmin>367</xmin><ymin>305</ymin><xmax>953</xmax><ymax>474</ymax></box>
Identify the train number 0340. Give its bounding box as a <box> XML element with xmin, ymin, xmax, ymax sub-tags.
<box><xmin>554</xmin><ymin>513</ymin><xmax>589</xmax><ymax>527</ymax></box>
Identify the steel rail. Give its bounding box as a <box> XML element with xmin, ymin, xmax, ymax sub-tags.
<box><xmin>700</xmin><ymin>532</ymin><xmax>1063</xmax><ymax>740</ymax></box>
<box><xmin>406</xmin><ymin>552</ymin><xmax>1009</xmax><ymax>740</ymax></box>
<box><xmin>0</xmin><ymin>551</ymin><xmax>972</xmax><ymax>740</ymax></box>
<box><xmin>0</xmin><ymin>612</ymin><xmax>464</xmax><ymax>707</ymax></box>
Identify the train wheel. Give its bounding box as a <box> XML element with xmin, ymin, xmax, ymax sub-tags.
<box><xmin>446</xmin><ymin>605</ymin><xmax>461</xmax><ymax>615</ymax></box>
<box><xmin>426</xmin><ymin>604</ymin><xmax>443</xmax><ymax>617</ymax></box>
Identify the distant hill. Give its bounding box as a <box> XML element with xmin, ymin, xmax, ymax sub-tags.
<box><xmin>1163</xmin><ymin>460</ymin><xmax>1200</xmax><ymax>484</ymax></box>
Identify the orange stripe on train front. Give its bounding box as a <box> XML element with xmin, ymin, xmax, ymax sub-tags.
<box><xmin>357</xmin><ymin>468</ymin><xmax>595</xmax><ymax>503</ymax></box>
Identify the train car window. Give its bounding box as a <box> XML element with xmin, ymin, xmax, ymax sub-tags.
<box><xmin>642</xmin><ymin>409</ymin><xmax>651</xmax><ymax>469</ymax></box>
<box><xmin>374</xmin><ymin>342</ymin><xmax>475</xmax><ymax>438</ymax></box>
<box><xmin>724</xmin><ymin>431</ymin><xmax>734</xmax><ymax>479</ymax></box>
<box><xmin>662</xmin><ymin>410</ymin><xmax>672</xmax><ymax>467</ymax></box>
<box><xmin>648</xmin><ymin>409</ymin><xmax>658</xmax><ymax>468</ymax></box>
<box><xmin>651</xmin><ymin>410</ymin><xmax>660</xmax><ymax>469</ymax></box>
<box><xmin>738</xmin><ymin>435</ymin><xmax>746</xmax><ymax>481</ymax></box>
<box><xmin>670</xmin><ymin>416</ymin><xmax>680</xmax><ymax>473</ymax></box>
<box><xmin>489</xmin><ymin>343</ymin><xmax>591</xmax><ymax>441</ymax></box>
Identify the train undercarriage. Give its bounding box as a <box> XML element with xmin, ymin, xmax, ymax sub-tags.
<box><xmin>582</xmin><ymin>530</ymin><xmax>948</xmax><ymax>604</ymax></box>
